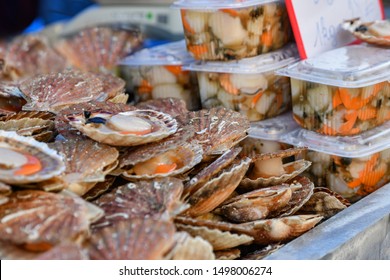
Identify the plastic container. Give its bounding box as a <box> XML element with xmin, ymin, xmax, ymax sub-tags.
<box><xmin>172</xmin><ymin>0</ymin><xmax>292</xmax><ymax>61</ymax></box>
<box><xmin>119</xmin><ymin>40</ymin><xmax>200</xmax><ymax>110</ymax></box>
<box><xmin>250</xmin><ymin>113</ymin><xmax>390</xmax><ymax>202</ymax></box>
<box><xmin>185</xmin><ymin>44</ymin><xmax>299</xmax><ymax>121</ymax></box>
<box><xmin>277</xmin><ymin>44</ymin><xmax>390</xmax><ymax>136</ymax></box>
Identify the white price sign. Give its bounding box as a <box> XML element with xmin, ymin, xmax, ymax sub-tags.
<box><xmin>286</xmin><ymin>0</ymin><xmax>385</xmax><ymax>59</ymax></box>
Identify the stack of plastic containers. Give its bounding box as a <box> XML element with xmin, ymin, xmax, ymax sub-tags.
<box><xmin>249</xmin><ymin>44</ymin><xmax>390</xmax><ymax>202</ymax></box>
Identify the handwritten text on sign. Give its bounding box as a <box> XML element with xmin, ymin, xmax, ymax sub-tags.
<box><xmin>286</xmin><ymin>0</ymin><xmax>384</xmax><ymax>59</ymax></box>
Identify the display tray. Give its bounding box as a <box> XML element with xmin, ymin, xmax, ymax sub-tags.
<box><xmin>264</xmin><ymin>182</ymin><xmax>390</xmax><ymax>260</ymax></box>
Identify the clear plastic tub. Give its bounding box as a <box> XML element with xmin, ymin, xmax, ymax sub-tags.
<box><xmin>184</xmin><ymin>44</ymin><xmax>299</xmax><ymax>121</ymax></box>
<box><xmin>119</xmin><ymin>40</ymin><xmax>200</xmax><ymax>110</ymax></box>
<box><xmin>276</xmin><ymin>44</ymin><xmax>390</xmax><ymax>136</ymax></box>
<box><xmin>172</xmin><ymin>0</ymin><xmax>292</xmax><ymax>61</ymax></box>
<box><xmin>250</xmin><ymin>114</ymin><xmax>390</xmax><ymax>202</ymax></box>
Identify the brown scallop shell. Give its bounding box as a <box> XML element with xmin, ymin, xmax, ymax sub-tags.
<box><xmin>49</xmin><ymin>137</ymin><xmax>119</xmax><ymax>195</ymax></box>
<box><xmin>167</xmin><ymin>231</ymin><xmax>215</xmax><ymax>260</ymax></box>
<box><xmin>1</xmin><ymin>34</ymin><xmax>66</xmax><ymax>81</ymax></box>
<box><xmin>56</xmin><ymin>26</ymin><xmax>143</xmax><ymax>73</ymax></box>
<box><xmin>0</xmin><ymin>118</ymin><xmax>55</xmax><ymax>142</ymax></box>
<box><xmin>34</xmin><ymin>242</ymin><xmax>88</xmax><ymax>260</ymax></box>
<box><xmin>0</xmin><ymin>190</ymin><xmax>92</xmax><ymax>248</ymax></box>
<box><xmin>342</xmin><ymin>18</ymin><xmax>390</xmax><ymax>47</ymax></box>
<box><xmin>94</xmin><ymin>72</ymin><xmax>126</xmax><ymax>100</ymax></box>
<box><xmin>183</xmin><ymin>157</ymin><xmax>251</xmax><ymax>217</ymax></box>
<box><xmin>215</xmin><ymin>248</ymin><xmax>241</xmax><ymax>260</ymax></box>
<box><xmin>19</xmin><ymin>69</ymin><xmax>104</xmax><ymax>113</ymax></box>
<box><xmin>175</xmin><ymin>220</ymin><xmax>254</xmax><ymax>251</ymax></box>
<box><xmin>87</xmin><ymin>219</ymin><xmax>175</xmax><ymax>260</ymax></box>
<box><xmin>176</xmin><ymin>214</ymin><xmax>323</xmax><ymax>245</ymax></box>
<box><xmin>179</xmin><ymin>108</ymin><xmax>250</xmax><ymax>160</ymax></box>
<box><xmin>17</xmin><ymin>177</ymin><xmax>66</xmax><ymax>192</ymax></box>
<box><xmin>55</xmin><ymin>101</ymin><xmax>136</xmax><ymax>137</ymax></box>
<box><xmin>0</xmin><ymin>241</ymin><xmax>39</xmax><ymax>260</ymax></box>
<box><xmin>82</xmin><ymin>176</ymin><xmax>116</xmax><ymax>201</ymax></box>
<box><xmin>136</xmin><ymin>97</ymin><xmax>189</xmax><ymax>118</ymax></box>
<box><xmin>0</xmin><ymin>110</ymin><xmax>55</xmax><ymax>122</ymax></box>
<box><xmin>66</xmin><ymin>109</ymin><xmax>178</xmax><ymax>146</ymax></box>
<box><xmin>0</xmin><ymin>182</ymin><xmax>12</xmax><ymax>196</ymax></box>
<box><xmin>0</xmin><ymin>131</ymin><xmax>65</xmax><ymax>184</ymax></box>
<box><xmin>92</xmin><ymin>178</ymin><xmax>184</xmax><ymax>229</ymax></box>
<box><xmin>183</xmin><ymin>147</ymin><xmax>242</xmax><ymax>198</ymax></box>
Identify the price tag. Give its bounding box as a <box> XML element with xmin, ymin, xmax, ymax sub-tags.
<box><xmin>286</xmin><ymin>0</ymin><xmax>385</xmax><ymax>59</ymax></box>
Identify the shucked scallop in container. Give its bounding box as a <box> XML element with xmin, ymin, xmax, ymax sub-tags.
<box><xmin>119</xmin><ymin>40</ymin><xmax>200</xmax><ymax>110</ymax></box>
<box><xmin>277</xmin><ymin>44</ymin><xmax>390</xmax><ymax>136</ymax></box>
<box><xmin>172</xmin><ymin>0</ymin><xmax>292</xmax><ymax>61</ymax></box>
<box><xmin>185</xmin><ymin>43</ymin><xmax>299</xmax><ymax>121</ymax></box>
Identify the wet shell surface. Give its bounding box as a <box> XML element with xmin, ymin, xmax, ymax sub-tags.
<box><xmin>19</xmin><ymin>69</ymin><xmax>104</xmax><ymax>113</ymax></box>
<box><xmin>180</xmin><ymin>107</ymin><xmax>250</xmax><ymax>159</ymax></box>
<box><xmin>55</xmin><ymin>101</ymin><xmax>135</xmax><ymax>137</ymax></box>
<box><xmin>65</xmin><ymin>109</ymin><xmax>178</xmax><ymax>146</ymax></box>
<box><xmin>167</xmin><ymin>231</ymin><xmax>215</xmax><ymax>260</ymax></box>
<box><xmin>136</xmin><ymin>97</ymin><xmax>189</xmax><ymax>118</ymax></box>
<box><xmin>49</xmin><ymin>137</ymin><xmax>119</xmax><ymax>195</ymax></box>
<box><xmin>0</xmin><ymin>190</ymin><xmax>93</xmax><ymax>248</ymax></box>
<box><xmin>0</xmin><ymin>131</ymin><xmax>65</xmax><ymax>184</ymax></box>
<box><xmin>183</xmin><ymin>157</ymin><xmax>251</xmax><ymax>217</ymax></box>
<box><xmin>88</xmin><ymin>219</ymin><xmax>175</xmax><ymax>260</ymax></box>
<box><xmin>342</xmin><ymin>18</ymin><xmax>390</xmax><ymax>46</ymax></box>
<box><xmin>92</xmin><ymin>178</ymin><xmax>184</xmax><ymax>228</ymax></box>
<box><xmin>56</xmin><ymin>26</ymin><xmax>143</xmax><ymax>73</ymax></box>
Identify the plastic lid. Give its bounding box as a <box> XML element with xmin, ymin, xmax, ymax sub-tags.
<box><xmin>184</xmin><ymin>43</ymin><xmax>299</xmax><ymax>74</ymax></box>
<box><xmin>118</xmin><ymin>40</ymin><xmax>195</xmax><ymax>66</ymax></box>
<box><xmin>276</xmin><ymin>44</ymin><xmax>390</xmax><ymax>88</ymax></box>
<box><xmin>172</xmin><ymin>0</ymin><xmax>280</xmax><ymax>9</ymax></box>
<box><xmin>249</xmin><ymin>113</ymin><xmax>390</xmax><ymax>157</ymax></box>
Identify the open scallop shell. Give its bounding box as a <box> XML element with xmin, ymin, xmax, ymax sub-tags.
<box><xmin>180</xmin><ymin>108</ymin><xmax>250</xmax><ymax>160</ymax></box>
<box><xmin>342</xmin><ymin>18</ymin><xmax>390</xmax><ymax>46</ymax></box>
<box><xmin>55</xmin><ymin>101</ymin><xmax>135</xmax><ymax>137</ymax></box>
<box><xmin>0</xmin><ymin>131</ymin><xmax>65</xmax><ymax>184</ymax></box>
<box><xmin>166</xmin><ymin>231</ymin><xmax>215</xmax><ymax>260</ymax></box>
<box><xmin>49</xmin><ymin>136</ymin><xmax>119</xmax><ymax>195</ymax></box>
<box><xmin>88</xmin><ymin>219</ymin><xmax>175</xmax><ymax>260</ymax></box>
<box><xmin>136</xmin><ymin>97</ymin><xmax>189</xmax><ymax>118</ymax></box>
<box><xmin>0</xmin><ymin>190</ymin><xmax>93</xmax><ymax>248</ymax></box>
<box><xmin>183</xmin><ymin>157</ymin><xmax>251</xmax><ymax>217</ymax></box>
<box><xmin>92</xmin><ymin>178</ymin><xmax>184</xmax><ymax>229</ymax></box>
<box><xmin>56</xmin><ymin>26</ymin><xmax>143</xmax><ymax>73</ymax></box>
<box><xmin>19</xmin><ymin>69</ymin><xmax>104</xmax><ymax>113</ymax></box>
<box><xmin>175</xmin><ymin>218</ymin><xmax>254</xmax><ymax>251</ymax></box>
<box><xmin>65</xmin><ymin>109</ymin><xmax>178</xmax><ymax>146</ymax></box>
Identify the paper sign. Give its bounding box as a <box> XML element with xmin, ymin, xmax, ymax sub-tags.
<box><xmin>286</xmin><ymin>0</ymin><xmax>385</xmax><ymax>59</ymax></box>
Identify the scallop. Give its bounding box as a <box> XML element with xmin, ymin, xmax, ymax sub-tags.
<box><xmin>167</xmin><ymin>231</ymin><xmax>215</xmax><ymax>260</ymax></box>
<box><xmin>0</xmin><ymin>118</ymin><xmax>55</xmax><ymax>142</ymax></box>
<box><xmin>230</xmin><ymin>73</ymin><xmax>268</xmax><ymax>95</ymax></box>
<box><xmin>136</xmin><ymin>97</ymin><xmax>188</xmax><ymax>118</ymax></box>
<box><xmin>342</xmin><ymin>18</ymin><xmax>390</xmax><ymax>47</ymax></box>
<box><xmin>0</xmin><ymin>82</ymin><xmax>26</xmax><ymax>115</ymax></box>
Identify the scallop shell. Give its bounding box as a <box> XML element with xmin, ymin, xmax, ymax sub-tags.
<box><xmin>0</xmin><ymin>241</ymin><xmax>39</xmax><ymax>260</ymax></box>
<box><xmin>0</xmin><ymin>118</ymin><xmax>55</xmax><ymax>142</ymax></box>
<box><xmin>55</xmin><ymin>101</ymin><xmax>135</xmax><ymax>137</ymax></box>
<box><xmin>92</xmin><ymin>178</ymin><xmax>184</xmax><ymax>228</ymax></box>
<box><xmin>49</xmin><ymin>137</ymin><xmax>119</xmax><ymax>195</ymax></box>
<box><xmin>88</xmin><ymin>219</ymin><xmax>175</xmax><ymax>260</ymax></box>
<box><xmin>17</xmin><ymin>177</ymin><xmax>66</xmax><ymax>192</ymax></box>
<box><xmin>175</xmin><ymin>218</ymin><xmax>254</xmax><ymax>251</ymax></box>
<box><xmin>2</xmin><ymin>34</ymin><xmax>66</xmax><ymax>81</ymax></box>
<box><xmin>0</xmin><ymin>131</ymin><xmax>65</xmax><ymax>184</ymax></box>
<box><xmin>0</xmin><ymin>190</ymin><xmax>92</xmax><ymax>248</ymax></box>
<box><xmin>0</xmin><ymin>182</ymin><xmax>12</xmax><ymax>196</ymax></box>
<box><xmin>215</xmin><ymin>248</ymin><xmax>241</xmax><ymax>260</ymax></box>
<box><xmin>56</xmin><ymin>26</ymin><xmax>143</xmax><ymax>73</ymax></box>
<box><xmin>19</xmin><ymin>69</ymin><xmax>104</xmax><ymax>113</ymax></box>
<box><xmin>342</xmin><ymin>18</ymin><xmax>390</xmax><ymax>47</ymax></box>
<box><xmin>82</xmin><ymin>176</ymin><xmax>116</xmax><ymax>201</ymax></box>
<box><xmin>93</xmin><ymin>72</ymin><xmax>126</xmax><ymax>100</ymax></box>
<box><xmin>65</xmin><ymin>109</ymin><xmax>178</xmax><ymax>146</ymax></box>
<box><xmin>183</xmin><ymin>147</ymin><xmax>242</xmax><ymax>198</ymax></box>
<box><xmin>183</xmin><ymin>157</ymin><xmax>251</xmax><ymax>217</ymax></box>
<box><xmin>136</xmin><ymin>97</ymin><xmax>189</xmax><ymax>118</ymax></box>
<box><xmin>34</xmin><ymin>242</ymin><xmax>88</xmax><ymax>260</ymax></box>
<box><xmin>0</xmin><ymin>82</ymin><xmax>26</xmax><ymax>114</ymax></box>
<box><xmin>0</xmin><ymin>110</ymin><xmax>55</xmax><ymax>121</ymax></box>
<box><xmin>180</xmin><ymin>108</ymin><xmax>250</xmax><ymax>159</ymax></box>
<box><xmin>166</xmin><ymin>231</ymin><xmax>215</xmax><ymax>260</ymax></box>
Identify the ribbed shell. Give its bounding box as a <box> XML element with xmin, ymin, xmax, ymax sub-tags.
<box><xmin>180</xmin><ymin>108</ymin><xmax>250</xmax><ymax>159</ymax></box>
<box><xmin>34</xmin><ymin>243</ymin><xmax>88</xmax><ymax>260</ymax></box>
<box><xmin>19</xmin><ymin>69</ymin><xmax>104</xmax><ymax>113</ymax></box>
<box><xmin>215</xmin><ymin>248</ymin><xmax>241</xmax><ymax>260</ymax></box>
<box><xmin>93</xmin><ymin>72</ymin><xmax>126</xmax><ymax>100</ymax></box>
<box><xmin>0</xmin><ymin>118</ymin><xmax>55</xmax><ymax>142</ymax></box>
<box><xmin>0</xmin><ymin>190</ymin><xmax>91</xmax><ymax>247</ymax></box>
<box><xmin>88</xmin><ymin>219</ymin><xmax>175</xmax><ymax>260</ymax></box>
<box><xmin>92</xmin><ymin>178</ymin><xmax>184</xmax><ymax>228</ymax></box>
<box><xmin>0</xmin><ymin>82</ymin><xmax>26</xmax><ymax>114</ymax></box>
<box><xmin>82</xmin><ymin>176</ymin><xmax>116</xmax><ymax>201</ymax></box>
<box><xmin>167</xmin><ymin>231</ymin><xmax>215</xmax><ymax>260</ymax></box>
<box><xmin>49</xmin><ymin>137</ymin><xmax>119</xmax><ymax>195</ymax></box>
<box><xmin>0</xmin><ymin>111</ymin><xmax>55</xmax><ymax>121</ymax></box>
<box><xmin>66</xmin><ymin>109</ymin><xmax>178</xmax><ymax>147</ymax></box>
<box><xmin>55</xmin><ymin>101</ymin><xmax>135</xmax><ymax>137</ymax></box>
<box><xmin>136</xmin><ymin>97</ymin><xmax>189</xmax><ymax>118</ymax></box>
<box><xmin>56</xmin><ymin>26</ymin><xmax>143</xmax><ymax>73</ymax></box>
<box><xmin>0</xmin><ymin>131</ymin><xmax>65</xmax><ymax>184</ymax></box>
